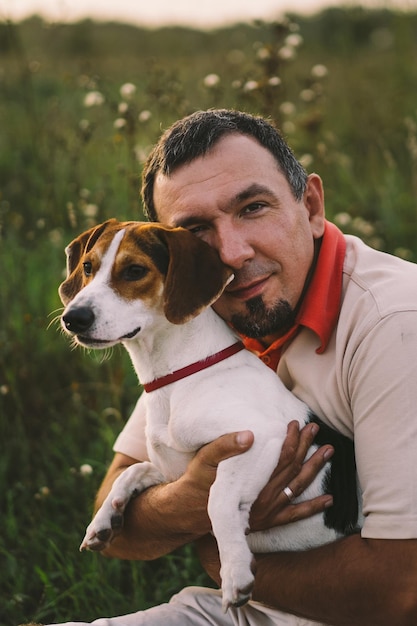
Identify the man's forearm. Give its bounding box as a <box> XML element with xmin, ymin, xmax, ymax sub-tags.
<box><xmin>98</xmin><ymin>478</ymin><xmax>212</xmax><ymax>560</ymax></box>
<box><xmin>252</xmin><ymin>534</ymin><xmax>417</xmax><ymax>626</ymax></box>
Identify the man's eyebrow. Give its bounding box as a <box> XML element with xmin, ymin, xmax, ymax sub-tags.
<box><xmin>235</xmin><ymin>183</ymin><xmax>277</xmax><ymax>203</ymax></box>
<box><xmin>174</xmin><ymin>215</ymin><xmax>205</xmax><ymax>228</ymax></box>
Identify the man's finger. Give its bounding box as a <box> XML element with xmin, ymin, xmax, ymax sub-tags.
<box><xmin>197</xmin><ymin>431</ymin><xmax>254</xmax><ymax>468</ymax></box>
<box><xmin>261</xmin><ymin>494</ymin><xmax>334</xmax><ymax>528</ymax></box>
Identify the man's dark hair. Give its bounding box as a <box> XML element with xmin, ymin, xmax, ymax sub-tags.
<box><xmin>141</xmin><ymin>109</ymin><xmax>308</xmax><ymax>221</ymax></box>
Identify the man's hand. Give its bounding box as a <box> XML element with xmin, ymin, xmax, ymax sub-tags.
<box><xmin>180</xmin><ymin>430</ymin><xmax>255</xmax><ymax>495</ymax></box>
<box><xmin>249</xmin><ymin>420</ymin><xmax>334</xmax><ymax>531</ymax></box>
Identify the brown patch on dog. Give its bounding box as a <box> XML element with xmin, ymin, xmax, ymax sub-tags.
<box><xmin>109</xmin><ymin>239</ymin><xmax>166</xmax><ymax>309</ymax></box>
<box><xmin>59</xmin><ymin>220</ymin><xmax>142</xmax><ymax>305</ymax></box>
<box><xmin>136</xmin><ymin>224</ymin><xmax>233</xmax><ymax>324</ymax></box>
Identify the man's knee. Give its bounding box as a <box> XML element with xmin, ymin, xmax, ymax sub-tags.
<box><xmin>169</xmin><ymin>586</ymin><xmax>226</xmax><ymax>622</ymax></box>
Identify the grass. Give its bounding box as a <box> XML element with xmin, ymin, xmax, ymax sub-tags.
<box><xmin>1</xmin><ymin>6</ymin><xmax>417</xmax><ymax>624</ymax></box>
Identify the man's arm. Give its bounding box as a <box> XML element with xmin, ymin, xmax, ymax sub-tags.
<box><xmin>93</xmin><ymin>422</ymin><xmax>331</xmax><ymax>560</ymax></box>
<box><xmin>253</xmin><ymin>536</ymin><xmax>417</xmax><ymax>626</ymax></box>
<box><xmin>197</xmin><ymin>532</ymin><xmax>417</xmax><ymax>626</ymax></box>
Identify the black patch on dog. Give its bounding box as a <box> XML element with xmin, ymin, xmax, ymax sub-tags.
<box><xmin>308</xmin><ymin>414</ymin><xmax>359</xmax><ymax>535</ymax></box>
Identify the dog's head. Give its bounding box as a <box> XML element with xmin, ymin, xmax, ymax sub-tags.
<box><xmin>59</xmin><ymin>219</ymin><xmax>233</xmax><ymax>347</ymax></box>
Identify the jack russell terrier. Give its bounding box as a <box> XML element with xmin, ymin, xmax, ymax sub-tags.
<box><xmin>59</xmin><ymin>219</ymin><xmax>360</xmax><ymax>612</ymax></box>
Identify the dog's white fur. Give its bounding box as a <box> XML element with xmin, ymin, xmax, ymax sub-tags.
<box><xmin>60</xmin><ymin>220</ymin><xmax>343</xmax><ymax>612</ymax></box>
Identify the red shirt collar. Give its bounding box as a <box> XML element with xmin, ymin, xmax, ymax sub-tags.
<box><xmin>242</xmin><ymin>221</ymin><xmax>346</xmax><ymax>369</ymax></box>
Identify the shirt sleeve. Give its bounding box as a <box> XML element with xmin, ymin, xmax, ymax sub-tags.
<box><xmin>113</xmin><ymin>393</ymin><xmax>149</xmax><ymax>461</ymax></box>
<box><xmin>349</xmin><ymin>310</ymin><xmax>417</xmax><ymax>539</ymax></box>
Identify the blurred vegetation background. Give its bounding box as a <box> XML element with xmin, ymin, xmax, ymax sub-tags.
<box><xmin>1</xmin><ymin>6</ymin><xmax>417</xmax><ymax>624</ymax></box>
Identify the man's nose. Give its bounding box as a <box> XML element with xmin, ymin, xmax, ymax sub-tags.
<box><xmin>216</xmin><ymin>227</ymin><xmax>255</xmax><ymax>269</ymax></box>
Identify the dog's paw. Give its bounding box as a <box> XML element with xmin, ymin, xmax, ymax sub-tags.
<box><xmin>220</xmin><ymin>562</ymin><xmax>255</xmax><ymax>613</ymax></box>
<box><xmin>80</xmin><ymin>495</ymin><xmax>127</xmax><ymax>552</ymax></box>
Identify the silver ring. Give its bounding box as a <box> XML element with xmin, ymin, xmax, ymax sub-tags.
<box><xmin>283</xmin><ymin>486</ymin><xmax>295</xmax><ymax>502</ymax></box>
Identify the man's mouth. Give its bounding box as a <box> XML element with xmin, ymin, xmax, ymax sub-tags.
<box><xmin>226</xmin><ymin>277</ymin><xmax>270</xmax><ymax>301</ymax></box>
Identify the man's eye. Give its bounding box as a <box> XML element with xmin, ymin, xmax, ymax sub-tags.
<box><xmin>123</xmin><ymin>265</ymin><xmax>149</xmax><ymax>281</ymax></box>
<box><xmin>188</xmin><ymin>225</ymin><xmax>206</xmax><ymax>234</ymax></box>
<box><xmin>83</xmin><ymin>261</ymin><xmax>93</xmax><ymax>276</ymax></box>
<box><xmin>242</xmin><ymin>202</ymin><xmax>266</xmax><ymax>214</ymax></box>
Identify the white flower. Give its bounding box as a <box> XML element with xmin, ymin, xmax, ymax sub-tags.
<box><xmin>243</xmin><ymin>80</ymin><xmax>258</xmax><ymax>92</ymax></box>
<box><xmin>80</xmin><ymin>464</ymin><xmax>93</xmax><ymax>476</ymax></box>
<box><xmin>311</xmin><ymin>64</ymin><xmax>328</xmax><ymax>78</ymax></box>
<box><xmin>49</xmin><ymin>228</ymin><xmax>63</xmax><ymax>246</ymax></box>
<box><xmin>280</xmin><ymin>101</ymin><xmax>296</xmax><ymax>116</ymax></box>
<box><xmin>114</xmin><ymin>118</ymin><xmax>127</xmax><ymax>129</ymax></box>
<box><xmin>257</xmin><ymin>47</ymin><xmax>271</xmax><ymax>60</ymax></box>
<box><xmin>203</xmin><ymin>73</ymin><xmax>220</xmax><ymax>88</ymax></box>
<box><xmin>394</xmin><ymin>247</ymin><xmax>413</xmax><ymax>260</ymax></box>
<box><xmin>83</xmin><ymin>91</ymin><xmax>105</xmax><ymax>107</ymax></box>
<box><xmin>134</xmin><ymin>145</ymin><xmax>150</xmax><ymax>162</ymax></box>
<box><xmin>83</xmin><ymin>204</ymin><xmax>99</xmax><ymax>218</ymax></box>
<box><xmin>35</xmin><ymin>486</ymin><xmax>50</xmax><ymax>499</ymax></box>
<box><xmin>352</xmin><ymin>217</ymin><xmax>375</xmax><ymax>237</ymax></box>
<box><xmin>0</xmin><ymin>385</ymin><xmax>9</xmax><ymax>395</ymax></box>
<box><xmin>118</xmin><ymin>102</ymin><xmax>128</xmax><ymax>114</ymax></box>
<box><xmin>299</xmin><ymin>153</ymin><xmax>313</xmax><ymax>169</ymax></box>
<box><xmin>285</xmin><ymin>33</ymin><xmax>303</xmax><ymax>48</ymax></box>
<box><xmin>300</xmin><ymin>88</ymin><xmax>315</xmax><ymax>102</ymax></box>
<box><xmin>334</xmin><ymin>212</ymin><xmax>352</xmax><ymax>227</ymax></box>
<box><xmin>268</xmin><ymin>76</ymin><xmax>281</xmax><ymax>87</ymax></box>
<box><xmin>138</xmin><ymin>110</ymin><xmax>152</xmax><ymax>123</ymax></box>
<box><xmin>120</xmin><ymin>82</ymin><xmax>136</xmax><ymax>99</ymax></box>
<box><xmin>278</xmin><ymin>46</ymin><xmax>296</xmax><ymax>61</ymax></box>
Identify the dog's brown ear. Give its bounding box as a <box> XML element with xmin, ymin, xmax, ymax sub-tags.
<box><xmin>59</xmin><ymin>219</ymin><xmax>118</xmax><ymax>305</ymax></box>
<box><xmin>146</xmin><ymin>225</ymin><xmax>233</xmax><ymax>324</ymax></box>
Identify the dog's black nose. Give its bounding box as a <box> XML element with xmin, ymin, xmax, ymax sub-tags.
<box><xmin>63</xmin><ymin>307</ymin><xmax>95</xmax><ymax>333</ymax></box>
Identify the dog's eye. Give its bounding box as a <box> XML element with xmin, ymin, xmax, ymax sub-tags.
<box><xmin>123</xmin><ymin>265</ymin><xmax>148</xmax><ymax>281</ymax></box>
<box><xmin>83</xmin><ymin>261</ymin><xmax>93</xmax><ymax>277</ymax></box>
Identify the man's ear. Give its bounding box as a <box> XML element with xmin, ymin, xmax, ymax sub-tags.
<box><xmin>58</xmin><ymin>219</ymin><xmax>118</xmax><ymax>305</ymax></box>
<box><xmin>146</xmin><ymin>225</ymin><xmax>233</xmax><ymax>324</ymax></box>
<box><xmin>304</xmin><ymin>174</ymin><xmax>325</xmax><ymax>239</ymax></box>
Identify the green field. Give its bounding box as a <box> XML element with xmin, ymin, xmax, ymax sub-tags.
<box><xmin>1</xmin><ymin>7</ymin><xmax>417</xmax><ymax>624</ymax></box>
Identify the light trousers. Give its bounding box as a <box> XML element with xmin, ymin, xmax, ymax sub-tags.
<box><xmin>47</xmin><ymin>586</ymin><xmax>325</xmax><ymax>626</ymax></box>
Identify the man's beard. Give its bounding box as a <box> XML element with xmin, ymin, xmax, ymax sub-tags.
<box><xmin>230</xmin><ymin>295</ymin><xmax>295</xmax><ymax>339</ymax></box>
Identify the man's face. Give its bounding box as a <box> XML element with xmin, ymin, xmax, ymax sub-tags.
<box><xmin>154</xmin><ymin>133</ymin><xmax>325</xmax><ymax>344</ymax></box>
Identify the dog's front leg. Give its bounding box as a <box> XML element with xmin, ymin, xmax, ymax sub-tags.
<box><xmin>207</xmin><ymin>458</ymin><xmax>258</xmax><ymax>613</ymax></box>
<box><xmin>80</xmin><ymin>461</ymin><xmax>165</xmax><ymax>552</ymax></box>
<box><xmin>207</xmin><ymin>435</ymin><xmax>284</xmax><ymax>613</ymax></box>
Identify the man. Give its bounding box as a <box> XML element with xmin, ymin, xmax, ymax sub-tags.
<box><xmin>49</xmin><ymin>110</ymin><xmax>417</xmax><ymax>625</ymax></box>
